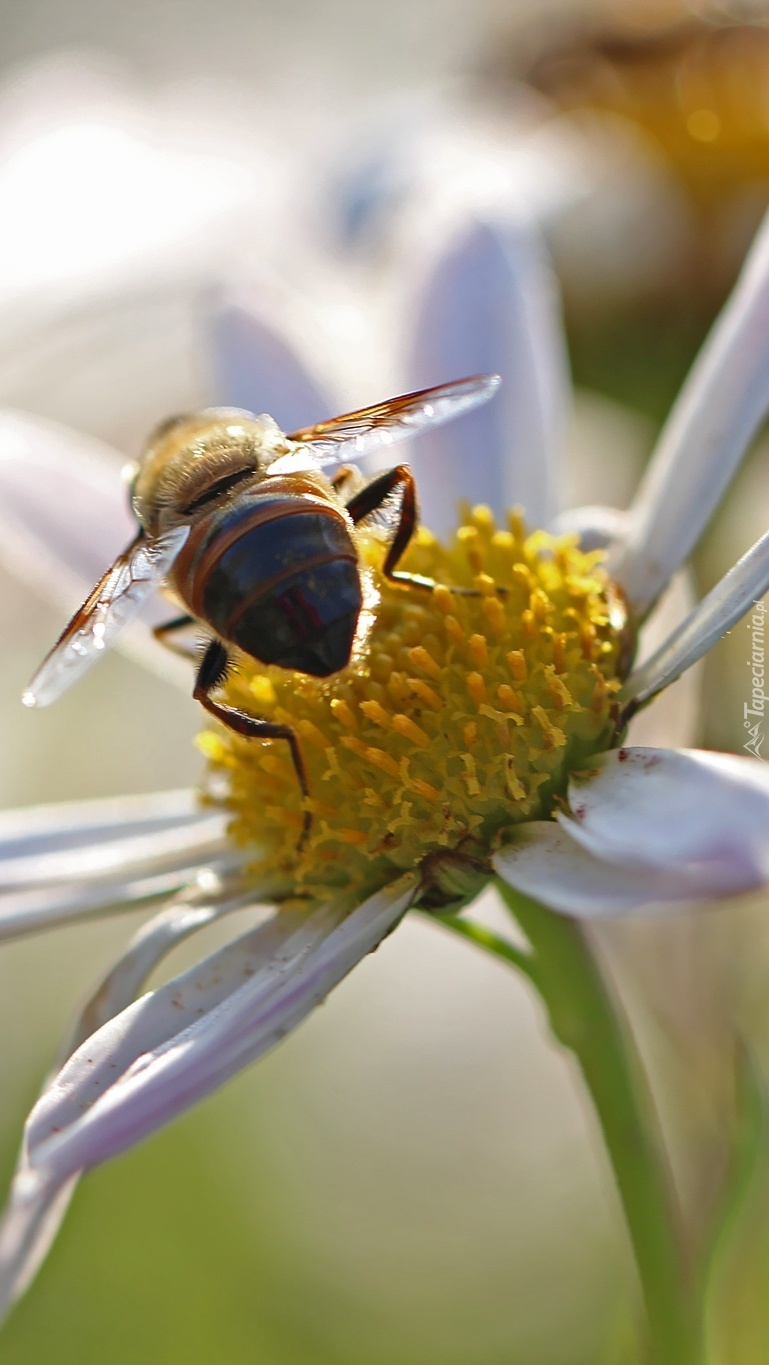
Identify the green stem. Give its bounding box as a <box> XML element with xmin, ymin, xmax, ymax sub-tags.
<box><xmin>439</xmin><ymin>886</ymin><xmax>701</xmax><ymax>1365</ymax></box>
<box><xmin>432</xmin><ymin>913</ymin><xmax>537</xmax><ymax>982</ymax></box>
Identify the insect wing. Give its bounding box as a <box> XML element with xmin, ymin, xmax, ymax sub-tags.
<box><xmin>286</xmin><ymin>374</ymin><xmax>501</xmax><ymax>470</ymax></box>
<box><xmin>23</xmin><ymin>525</ymin><xmax>190</xmax><ymax>707</ymax></box>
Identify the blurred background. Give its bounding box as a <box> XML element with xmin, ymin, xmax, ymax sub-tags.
<box><xmin>2</xmin><ymin>0</ymin><xmax>769</xmax><ymax>1360</ymax></box>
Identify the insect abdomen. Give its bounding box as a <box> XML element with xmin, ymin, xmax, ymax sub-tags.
<box><xmin>178</xmin><ymin>499</ymin><xmax>362</xmax><ymax>677</ymax></box>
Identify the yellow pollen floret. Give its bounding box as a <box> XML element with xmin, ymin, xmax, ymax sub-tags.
<box><xmin>201</xmin><ymin>507</ymin><xmax>633</xmax><ymax>912</ymax></box>
<box><xmin>359</xmin><ymin>699</ymin><xmax>392</xmax><ymax>730</ymax></box>
<box><xmin>469</xmin><ymin>633</ymin><xmax>489</xmax><ymax>667</ymax></box>
<box><xmin>329</xmin><ymin>698</ymin><xmax>357</xmax><ymax>730</ymax></box>
<box><xmin>407</xmin><ymin>678</ymin><xmax>443</xmax><ymax>710</ymax></box>
<box><xmin>391</xmin><ymin>714</ymin><xmax>431</xmax><ymax>747</ymax></box>
<box><xmin>408</xmin><ymin>645</ymin><xmax>442</xmax><ymax>679</ymax></box>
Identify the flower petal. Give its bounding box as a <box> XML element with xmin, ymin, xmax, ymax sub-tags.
<box><xmin>0</xmin><ymin>875</ymin><xmax>416</xmax><ymax>1320</ymax></box>
<box><xmin>209</xmin><ymin>289</ymin><xmax>335</xmax><ymax>431</ymax></box>
<box><xmin>560</xmin><ymin>747</ymin><xmax>769</xmax><ymax>888</ymax></box>
<box><xmin>613</xmin><ymin>208</ymin><xmax>769</xmax><ymax>614</ymax></box>
<box><xmin>0</xmin><ymin>789</ymin><xmax>237</xmax><ymax>940</ymax></box>
<box><xmin>494</xmin><ymin>821</ymin><xmax>707</xmax><ymax>918</ymax></box>
<box><xmin>406</xmin><ymin>219</ymin><xmax>568</xmax><ymax>533</ymax></box>
<box><xmin>496</xmin><ymin>746</ymin><xmax>769</xmax><ymax>916</ymax></box>
<box><xmin>65</xmin><ymin>872</ymin><xmax>264</xmax><ymax>1055</ymax></box>
<box><xmin>0</xmin><ymin>867</ymin><xmax>268</xmax><ymax>1319</ymax></box>
<box><xmin>0</xmin><ymin>1176</ymin><xmax>78</xmax><ymax>1322</ymax></box>
<box><xmin>33</xmin><ymin>876</ymin><xmax>415</xmax><ymax>1176</ymax></box>
<box><xmin>625</xmin><ymin>569</ymin><xmax>701</xmax><ymax>751</ymax></box>
<box><xmin>621</xmin><ymin>530</ymin><xmax>769</xmax><ymax>710</ymax></box>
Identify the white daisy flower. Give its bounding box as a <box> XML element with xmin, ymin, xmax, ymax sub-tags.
<box><xmin>1</xmin><ymin>192</ymin><xmax>769</xmax><ymax>1330</ymax></box>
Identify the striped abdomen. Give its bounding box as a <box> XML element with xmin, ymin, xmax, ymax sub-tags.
<box><xmin>173</xmin><ymin>492</ymin><xmax>361</xmax><ymax>676</ymax></box>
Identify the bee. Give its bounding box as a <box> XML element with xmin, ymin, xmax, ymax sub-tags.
<box><xmin>24</xmin><ymin>374</ymin><xmax>500</xmax><ymax>841</ymax></box>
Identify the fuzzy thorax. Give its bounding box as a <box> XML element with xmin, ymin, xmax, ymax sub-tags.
<box><xmin>199</xmin><ymin>506</ymin><xmax>632</xmax><ymax>913</ymax></box>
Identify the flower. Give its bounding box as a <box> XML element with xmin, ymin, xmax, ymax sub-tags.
<box><xmin>513</xmin><ymin>7</ymin><xmax>769</xmax><ymax>213</ymax></box>
<box><xmin>2</xmin><ymin>188</ymin><xmax>769</xmax><ymax>1324</ymax></box>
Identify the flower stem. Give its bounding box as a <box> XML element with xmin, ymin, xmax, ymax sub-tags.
<box><xmin>444</xmin><ymin>885</ymin><xmax>701</xmax><ymax>1364</ymax></box>
<box><xmin>430</xmin><ymin>912</ymin><xmax>538</xmax><ymax>982</ymax></box>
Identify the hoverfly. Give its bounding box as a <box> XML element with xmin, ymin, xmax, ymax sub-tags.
<box><xmin>24</xmin><ymin>374</ymin><xmax>500</xmax><ymax>841</ymax></box>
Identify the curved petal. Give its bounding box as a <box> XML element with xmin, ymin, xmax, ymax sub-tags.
<box><xmin>0</xmin><ymin>868</ymin><xmax>264</xmax><ymax>1315</ymax></box>
<box><xmin>35</xmin><ymin>876</ymin><xmax>415</xmax><ymax>1172</ymax></box>
<box><xmin>614</xmin><ymin>207</ymin><xmax>769</xmax><ymax>614</ymax></box>
<box><xmin>621</xmin><ymin>529</ymin><xmax>769</xmax><ymax>711</ymax></box>
<box><xmin>496</xmin><ymin>745</ymin><xmax>769</xmax><ymax>916</ymax></box>
<box><xmin>0</xmin><ymin>789</ymin><xmax>237</xmax><ymax>941</ymax></box>
<box><xmin>625</xmin><ymin>569</ymin><xmax>701</xmax><ymax>751</ymax></box>
<box><xmin>406</xmin><ymin>219</ymin><xmax>568</xmax><ymax>534</ymax></box>
<box><xmin>65</xmin><ymin>887</ymin><xmax>262</xmax><ymax>1054</ymax></box>
<box><xmin>0</xmin><ymin>868</ymin><xmax>263</xmax><ymax>1304</ymax></box>
<box><xmin>0</xmin><ymin>875</ymin><xmax>416</xmax><ymax>1320</ymax></box>
<box><xmin>493</xmin><ymin>821</ymin><xmax>710</xmax><ymax>918</ymax></box>
<box><xmin>0</xmin><ymin>1177</ymin><xmax>77</xmax><ymax>1323</ymax></box>
<box><xmin>561</xmin><ymin>748</ymin><xmax>769</xmax><ymax>888</ymax></box>
<box><xmin>0</xmin><ymin>787</ymin><xmax>201</xmax><ymax>857</ymax></box>
<box><xmin>208</xmin><ymin>288</ymin><xmax>335</xmax><ymax>431</ymax></box>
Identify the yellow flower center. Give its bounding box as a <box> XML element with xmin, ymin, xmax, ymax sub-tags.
<box><xmin>198</xmin><ymin>507</ymin><xmax>632</xmax><ymax>913</ymax></box>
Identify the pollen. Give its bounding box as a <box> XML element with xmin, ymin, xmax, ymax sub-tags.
<box><xmin>199</xmin><ymin>508</ymin><xmax>633</xmax><ymax>912</ymax></box>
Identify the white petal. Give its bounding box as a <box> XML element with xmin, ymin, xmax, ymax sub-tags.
<box><xmin>0</xmin><ymin>789</ymin><xmax>237</xmax><ymax>940</ymax></box>
<box><xmin>0</xmin><ymin>869</ymin><xmax>229</xmax><ymax>942</ymax></box>
<box><xmin>562</xmin><ymin>748</ymin><xmax>769</xmax><ymax>873</ymax></box>
<box><xmin>0</xmin><ymin>867</ymin><xmax>265</xmax><ymax>1321</ymax></box>
<box><xmin>324</xmin><ymin>92</ymin><xmax>585</xmax><ymax>255</ymax></box>
<box><xmin>20</xmin><ymin>876</ymin><xmax>416</xmax><ymax>1181</ymax></box>
<box><xmin>496</xmin><ymin>746</ymin><xmax>769</xmax><ymax>916</ymax></box>
<box><xmin>0</xmin><ymin>1175</ymin><xmax>77</xmax><ymax>1323</ymax></box>
<box><xmin>0</xmin><ymin>877</ymin><xmax>416</xmax><ymax>1321</ymax></box>
<box><xmin>621</xmin><ymin>530</ymin><xmax>769</xmax><ymax>710</ymax></box>
<box><xmin>614</xmin><ymin>208</ymin><xmax>769</xmax><ymax>614</ymax></box>
<box><xmin>0</xmin><ymin>409</ymin><xmax>188</xmax><ymax>685</ymax></box>
<box><xmin>64</xmin><ymin>872</ymin><xmax>264</xmax><ymax>1055</ymax></box>
<box><xmin>560</xmin><ymin>748</ymin><xmax>769</xmax><ymax>889</ymax></box>
<box><xmin>494</xmin><ymin>821</ymin><xmax>708</xmax><ymax>918</ymax></box>
<box><xmin>405</xmin><ymin>218</ymin><xmax>568</xmax><ymax>534</ymax></box>
<box><xmin>0</xmin><ymin>787</ymin><xmax>200</xmax><ymax>855</ymax></box>
<box><xmin>209</xmin><ymin>289</ymin><xmax>335</xmax><ymax>432</ymax></box>
<box><xmin>625</xmin><ymin>569</ymin><xmax>701</xmax><ymax>751</ymax></box>
<box><xmin>0</xmin><ymin>798</ymin><xmax>223</xmax><ymax>887</ymax></box>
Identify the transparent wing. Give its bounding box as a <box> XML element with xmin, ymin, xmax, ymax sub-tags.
<box><xmin>286</xmin><ymin>374</ymin><xmax>501</xmax><ymax>470</ymax></box>
<box><xmin>23</xmin><ymin>525</ymin><xmax>190</xmax><ymax>708</ymax></box>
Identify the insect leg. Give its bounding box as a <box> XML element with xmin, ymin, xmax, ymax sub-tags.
<box><xmin>193</xmin><ymin>639</ymin><xmax>311</xmax><ymax>849</ymax></box>
<box><xmin>345</xmin><ymin>464</ymin><xmax>436</xmax><ymax>589</ymax></box>
<box><xmin>153</xmin><ymin>614</ymin><xmax>199</xmax><ymax>660</ymax></box>
<box><xmin>347</xmin><ymin>464</ymin><xmax>501</xmax><ymax>597</ymax></box>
